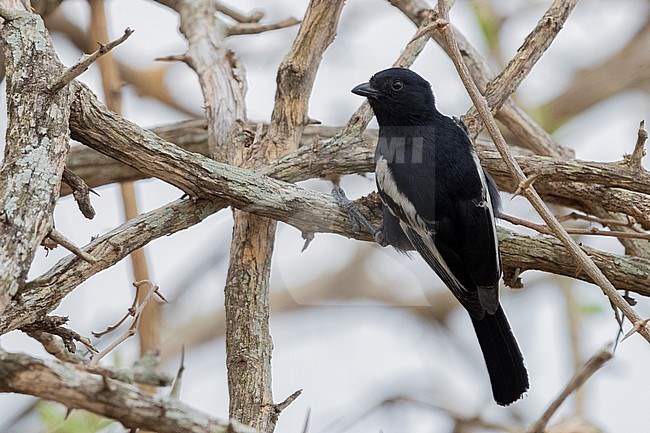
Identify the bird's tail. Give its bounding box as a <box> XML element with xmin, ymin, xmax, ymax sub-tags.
<box><xmin>471</xmin><ymin>305</ymin><xmax>529</xmax><ymax>406</ymax></box>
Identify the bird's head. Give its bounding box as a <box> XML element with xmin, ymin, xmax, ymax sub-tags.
<box><xmin>352</xmin><ymin>68</ymin><xmax>437</xmax><ymax>126</ymax></box>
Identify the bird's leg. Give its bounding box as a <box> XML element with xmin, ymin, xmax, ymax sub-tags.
<box><xmin>331</xmin><ymin>187</ymin><xmax>384</xmax><ymax>243</ymax></box>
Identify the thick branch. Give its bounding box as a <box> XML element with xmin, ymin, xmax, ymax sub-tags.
<box><xmin>0</xmin><ymin>350</ymin><xmax>259</xmax><ymax>433</ymax></box>
<box><xmin>224</xmin><ymin>0</ymin><xmax>345</xmax><ymax>430</ymax></box>
<box><xmin>176</xmin><ymin>0</ymin><xmax>246</xmax><ymax>160</ymax></box>
<box><xmin>64</xmin><ymin>123</ymin><xmax>650</xmax><ymax>198</ymax></box>
<box><xmin>4</xmin><ymin>189</ymin><xmax>650</xmax><ymax>337</ymax></box>
<box><xmin>0</xmin><ymin>6</ymin><xmax>72</xmax><ymax>313</ymax></box>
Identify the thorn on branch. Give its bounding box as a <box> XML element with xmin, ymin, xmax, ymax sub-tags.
<box><xmin>502</xmin><ymin>266</ymin><xmax>524</xmax><ymax>289</ymax></box>
<box><xmin>274</xmin><ymin>389</ymin><xmax>303</xmax><ymax>414</ymax></box>
<box><xmin>62</xmin><ymin>167</ymin><xmax>97</xmax><ymax>219</ymax></box>
<box><xmin>228</xmin><ymin>17</ymin><xmax>301</xmax><ymax>36</ymax></box>
<box><xmin>621</xmin><ymin>317</ymin><xmax>650</xmax><ymax>342</ymax></box>
<box><xmin>48</xmin><ymin>28</ymin><xmax>134</xmax><ymax>93</ymax></box>
<box><xmin>301</xmin><ymin>231</ymin><xmax>315</xmax><ymax>252</ymax></box>
<box><xmin>623</xmin><ymin>120</ymin><xmax>648</xmax><ymax>171</ymax></box>
<box><xmin>170</xmin><ymin>345</ymin><xmax>186</xmax><ymax>398</ymax></box>
<box><xmin>155</xmin><ymin>53</ymin><xmax>188</xmax><ymax>63</ymax></box>
<box><xmin>101</xmin><ymin>372</ymin><xmax>116</xmax><ymax>392</ymax></box>
<box><xmin>511</xmin><ymin>173</ymin><xmax>540</xmax><ymax>199</ymax></box>
<box><xmin>47</xmin><ymin>229</ymin><xmax>98</xmax><ymax>263</ymax></box>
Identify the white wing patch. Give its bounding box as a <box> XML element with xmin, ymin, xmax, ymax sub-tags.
<box><xmin>376</xmin><ymin>156</ymin><xmax>424</xmax><ymax>228</ymax></box>
<box><xmin>375</xmin><ymin>156</ymin><xmax>468</xmax><ymax>297</ymax></box>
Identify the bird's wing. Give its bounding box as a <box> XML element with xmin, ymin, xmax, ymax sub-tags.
<box><xmin>449</xmin><ymin>152</ymin><xmax>501</xmax><ymax>313</ymax></box>
<box><xmin>400</xmin><ymin>221</ymin><xmax>485</xmax><ymax>319</ymax></box>
<box><xmin>375</xmin><ymin>158</ymin><xmax>485</xmax><ymax>319</ymax></box>
<box><xmin>465</xmin><ymin>153</ymin><xmax>501</xmax><ymax>285</ymax></box>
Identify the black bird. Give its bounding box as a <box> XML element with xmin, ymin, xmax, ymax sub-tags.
<box><xmin>347</xmin><ymin>67</ymin><xmax>528</xmax><ymax>405</ymax></box>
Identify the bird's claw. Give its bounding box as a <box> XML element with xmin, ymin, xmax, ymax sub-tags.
<box><xmin>374</xmin><ymin>229</ymin><xmax>389</xmax><ymax>247</ymax></box>
<box><xmin>332</xmin><ymin>187</ymin><xmax>379</xmax><ymax>237</ymax></box>
<box><xmin>332</xmin><ymin>187</ymin><xmax>361</xmax><ymax>233</ymax></box>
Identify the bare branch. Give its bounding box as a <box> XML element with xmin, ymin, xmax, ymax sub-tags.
<box><xmin>526</xmin><ymin>347</ymin><xmax>613</xmax><ymax>433</ymax></box>
<box><xmin>228</xmin><ymin>17</ymin><xmax>300</xmax><ymax>36</ymax></box>
<box><xmin>48</xmin><ymin>27</ymin><xmax>134</xmax><ymax>93</ymax></box>
<box><xmin>500</xmin><ymin>213</ymin><xmax>650</xmax><ymax>240</ymax></box>
<box><xmin>4</xmin><ymin>189</ymin><xmax>650</xmax><ymax>338</ymax></box>
<box><xmin>0</xmin><ymin>198</ymin><xmax>224</xmax><ymax>334</ymax></box>
<box><xmin>47</xmin><ymin>229</ymin><xmax>98</xmax><ymax>263</ymax></box>
<box><xmin>0</xmin><ymin>9</ymin><xmax>72</xmax><ymax>314</ymax></box>
<box><xmin>216</xmin><ymin>3</ymin><xmax>264</xmax><ymax>23</ymax></box>
<box><xmin>221</xmin><ymin>0</ymin><xmax>345</xmax><ymax>430</ymax></box>
<box><xmin>91</xmin><ymin>280</ymin><xmax>162</xmax><ymax>364</ymax></box>
<box><xmin>0</xmin><ymin>350</ymin><xmax>260</xmax><ymax>433</ymax></box>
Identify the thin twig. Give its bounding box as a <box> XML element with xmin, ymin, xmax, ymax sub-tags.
<box><xmin>556</xmin><ymin>212</ymin><xmax>643</xmax><ymax>233</ymax></box>
<box><xmin>216</xmin><ymin>3</ymin><xmax>264</xmax><ymax>23</ymax></box>
<box><xmin>526</xmin><ymin>346</ymin><xmax>613</xmax><ymax>433</ymax></box>
<box><xmin>91</xmin><ymin>280</ymin><xmax>161</xmax><ymax>364</ymax></box>
<box><xmin>344</xmin><ymin>9</ymin><xmax>440</xmax><ymax>134</ymax></box>
<box><xmin>501</xmin><ymin>213</ymin><xmax>650</xmax><ymax>240</ymax></box>
<box><xmin>435</xmin><ymin>0</ymin><xmax>650</xmax><ymax>343</ymax></box>
<box><xmin>48</xmin><ymin>27</ymin><xmax>134</xmax><ymax>92</ymax></box>
<box><xmin>228</xmin><ymin>17</ymin><xmax>300</xmax><ymax>36</ymax></box>
<box><xmin>47</xmin><ymin>229</ymin><xmax>98</xmax><ymax>263</ymax></box>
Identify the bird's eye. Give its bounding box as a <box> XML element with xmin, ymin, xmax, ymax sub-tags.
<box><xmin>392</xmin><ymin>81</ymin><xmax>404</xmax><ymax>91</ymax></box>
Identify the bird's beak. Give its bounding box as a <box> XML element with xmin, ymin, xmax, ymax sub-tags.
<box><xmin>352</xmin><ymin>82</ymin><xmax>381</xmax><ymax>99</ymax></box>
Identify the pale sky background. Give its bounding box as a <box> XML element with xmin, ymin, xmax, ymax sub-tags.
<box><xmin>1</xmin><ymin>0</ymin><xmax>649</xmax><ymax>432</ymax></box>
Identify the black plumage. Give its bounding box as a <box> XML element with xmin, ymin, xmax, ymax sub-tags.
<box><xmin>351</xmin><ymin>67</ymin><xmax>529</xmax><ymax>406</ymax></box>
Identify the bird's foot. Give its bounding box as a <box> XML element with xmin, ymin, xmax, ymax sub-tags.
<box><xmin>374</xmin><ymin>229</ymin><xmax>389</xmax><ymax>247</ymax></box>
<box><xmin>331</xmin><ymin>187</ymin><xmax>380</xmax><ymax>238</ymax></box>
